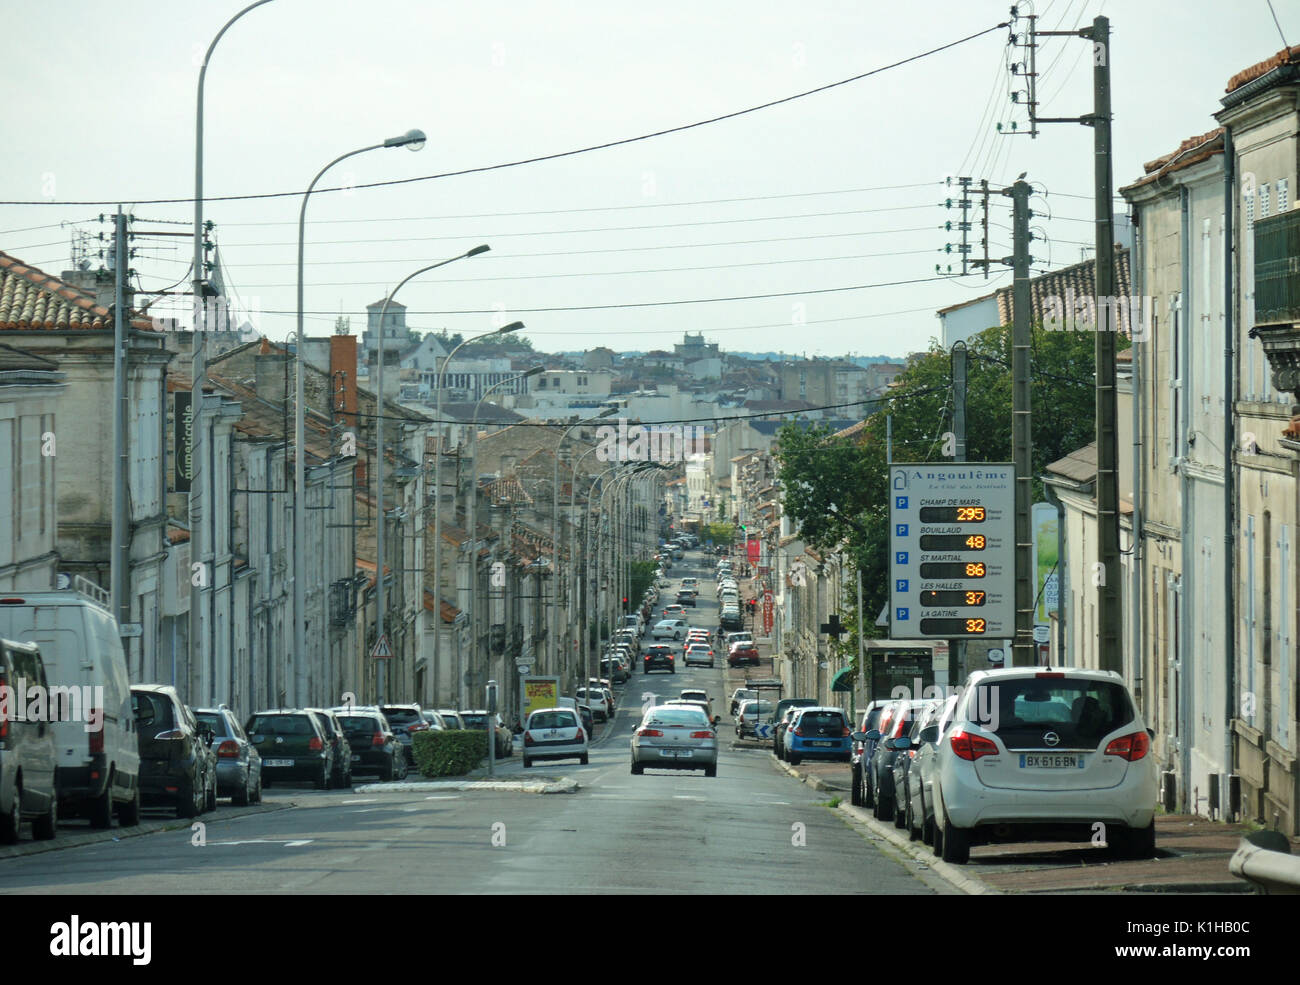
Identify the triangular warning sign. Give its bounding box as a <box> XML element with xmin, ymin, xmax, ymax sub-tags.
<box><xmin>370</xmin><ymin>633</ymin><xmax>393</xmax><ymax>659</ymax></box>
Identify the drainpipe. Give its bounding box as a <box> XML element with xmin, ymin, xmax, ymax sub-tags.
<box><xmin>1179</xmin><ymin>183</ymin><xmax>1193</xmax><ymax>814</ymax></box>
<box><xmin>1223</xmin><ymin>127</ymin><xmax>1237</xmax><ymax>815</ymax></box>
<box><xmin>1132</xmin><ymin>204</ymin><xmax>1145</xmax><ymax>702</ymax></box>
<box><xmin>1043</xmin><ymin>481</ymin><xmax>1068</xmax><ymax>665</ymax></box>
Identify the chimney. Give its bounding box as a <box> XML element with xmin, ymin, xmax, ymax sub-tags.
<box><xmin>330</xmin><ymin>334</ymin><xmax>358</xmax><ymax>427</ymax></box>
<box><xmin>61</xmin><ymin>268</ymin><xmax>116</xmax><ymax>309</ymax></box>
<box><xmin>254</xmin><ymin>343</ymin><xmax>291</xmax><ymax>405</ymax></box>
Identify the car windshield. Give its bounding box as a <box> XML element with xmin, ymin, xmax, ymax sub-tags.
<box><xmin>248</xmin><ymin>715</ymin><xmax>312</xmax><ymax>736</ymax></box>
<box><xmin>973</xmin><ymin>678</ymin><xmax>1135</xmax><ymax>746</ymax></box>
<box><xmin>530</xmin><ymin>711</ymin><xmax>577</xmax><ymax>730</ymax></box>
<box><xmin>646</xmin><ymin>707</ymin><xmax>709</xmax><ymax>727</ymax></box>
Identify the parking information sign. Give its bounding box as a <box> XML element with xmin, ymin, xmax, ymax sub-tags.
<box><xmin>888</xmin><ymin>463</ymin><xmax>1015</xmax><ymax>640</ymax></box>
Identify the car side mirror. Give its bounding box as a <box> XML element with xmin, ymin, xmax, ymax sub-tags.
<box><xmin>712</xmin><ymin>716</ymin><xmax>721</xmax><ymax>726</ymax></box>
<box><xmin>919</xmin><ymin>725</ymin><xmax>939</xmax><ymax>744</ymax></box>
<box><xmin>1146</xmin><ymin>727</ymin><xmax>1155</xmax><ymax>739</ymax></box>
<box><xmin>851</xmin><ymin>731</ymin><xmax>867</xmax><ymax>743</ymax></box>
<box><xmin>894</xmin><ymin>736</ymin><xmax>912</xmax><ymax>750</ymax></box>
<box><xmin>865</xmin><ymin>729</ymin><xmax>881</xmax><ymax>741</ymax></box>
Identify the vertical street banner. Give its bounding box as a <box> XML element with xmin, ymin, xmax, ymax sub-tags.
<box><xmin>173</xmin><ymin>390</ymin><xmax>193</xmax><ymax>493</ymax></box>
<box><xmin>762</xmin><ymin>589</ymin><xmax>774</xmax><ymax>635</ymax></box>
<box><xmin>1032</xmin><ymin>502</ymin><xmax>1059</xmax><ymax>627</ymax></box>
<box><xmin>747</xmin><ymin>535</ymin><xmax>760</xmax><ymax>565</ymax></box>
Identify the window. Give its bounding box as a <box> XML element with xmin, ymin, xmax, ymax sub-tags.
<box><xmin>1260</xmin><ymin>183</ymin><xmax>1271</xmax><ymax>219</ymax></box>
<box><xmin>1170</xmin><ymin>294</ymin><xmax>1182</xmax><ymax>463</ymax></box>
<box><xmin>1280</xmin><ymin>178</ymin><xmax>1290</xmax><ymax>213</ymax></box>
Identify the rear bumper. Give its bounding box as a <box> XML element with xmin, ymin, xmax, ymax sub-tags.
<box><xmin>789</xmin><ymin>740</ymin><xmax>851</xmax><ymax>760</ymax></box>
<box><xmin>940</xmin><ymin>762</ymin><xmax>1157</xmax><ymax>829</ymax></box>
<box><xmin>214</xmin><ymin>759</ymin><xmax>248</xmax><ymax>795</ymax></box>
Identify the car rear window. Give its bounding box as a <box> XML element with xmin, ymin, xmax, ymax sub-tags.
<box><xmin>248</xmin><ymin>714</ymin><xmax>313</xmax><ymax>735</ymax></box>
<box><xmin>381</xmin><ymin>707</ymin><xmax>421</xmax><ymax>725</ymax></box>
<box><xmin>971</xmin><ymin>678</ymin><xmax>1135</xmax><ymax>747</ymax></box>
<box><xmin>529</xmin><ymin>711</ymin><xmax>577</xmax><ymax>730</ymax></box>
<box><xmin>739</xmin><ymin>701</ymin><xmax>774</xmax><ymax>716</ymax></box>
<box><xmin>194</xmin><ymin>712</ymin><xmax>223</xmax><ymax>735</ymax></box>
<box><xmin>460</xmin><ymin>714</ymin><xmax>488</xmax><ymax>729</ymax></box>
<box><xmin>337</xmin><ymin>716</ymin><xmax>380</xmax><ymax>734</ymax></box>
<box><xmin>646</xmin><ymin>707</ymin><xmax>710</xmax><ymax>727</ymax></box>
<box><xmin>799</xmin><ymin>711</ymin><xmax>846</xmax><ymax>731</ymax></box>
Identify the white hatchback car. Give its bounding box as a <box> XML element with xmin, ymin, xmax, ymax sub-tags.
<box><xmin>930</xmin><ymin>667</ymin><xmax>1158</xmax><ymax>864</ymax></box>
<box><xmin>522</xmin><ymin>707</ymin><xmax>589</xmax><ymax>768</ymax></box>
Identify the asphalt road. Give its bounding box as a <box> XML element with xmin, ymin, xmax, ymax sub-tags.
<box><xmin>0</xmin><ymin>549</ymin><xmax>942</xmax><ymax>894</ymax></box>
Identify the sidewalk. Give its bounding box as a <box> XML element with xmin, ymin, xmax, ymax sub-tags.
<box><xmin>774</xmin><ymin>752</ymin><xmax>1299</xmax><ymax>893</ymax></box>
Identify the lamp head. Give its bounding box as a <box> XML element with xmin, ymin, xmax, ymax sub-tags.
<box><xmin>498</xmin><ymin>320</ymin><xmax>525</xmax><ymax>335</ymax></box>
<box><xmin>521</xmin><ymin>365</ymin><xmax>545</xmax><ymax>379</ymax></box>
<box><xmin>468</xmin><ymin>244</ymin><xmax>490</xmax><ymax>258</ymax></box>
<box><xmin>385</xmin><ymin>128</ymin><xmax>427</xmax><ymax>151</ymax></box>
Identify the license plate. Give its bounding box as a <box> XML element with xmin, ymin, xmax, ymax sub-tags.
<box><xmin>660</xmin><ymin>749</ymin><xmax>692</xmax><ymax>758</ymax></box>
<box><xmin>810</xmin><ymin>741</ymin><xmax>833</xmax><ymax>747</ymax></box>
<box><xmin>263</xmin><ymin>759</ymin><xmax>294</xmax><ymax>768</ymax></box>
<box><xmin>1019</xmin><ymin>754</ymin><xmax>1084</xmax><ymax>769</ymax></box>
<box><xmin>351</xmin><ymin>755</ymin><xmax>361</xmax><ymax>762</ymax></box>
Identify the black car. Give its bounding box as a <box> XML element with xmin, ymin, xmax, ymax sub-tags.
<box><xmin>675</xmin><ymin>590</ymin><xmax>697</xmax><ymax>607</ymax></box>
<box><xmin>772</xmin><ymin>697</ymin><xmax>819</xmax><ymax>759</ymax></box>
<box><xmin>378</xmin><ymin>703</ymin><xmax>429</xmax><ymax>765</ymax></box>
<box><xmin>131</xmin><ymin>685</ymin><xmax>217</xmax><ymax>818</ymax></box>
<box><xmin>246</xmin><ymin>710</ymin><xmax>334</xmax><ymax>789</ymax></box>
<box><xmin>643</xmin><ymin>644</ymin><xmax>676</xmax><ymax>674</ymax></box>
<box><xmin>867</xmin><ymin>700</ymin><xmax>929</xmax><ymax>822</ymax></box>
<box><xmin>306</xmin><ymin>709</ymin><xmax>353</xmax><ymax>788</ymax></box>
<box><xmin>850</xmin><ymin>701</ymin><xmax>891</xmax><ymax>807</ymax></box>
<box><xmin>333</xmin><ymin>709</ymin><xmax>406</xmax><ymax>780</ymax></box>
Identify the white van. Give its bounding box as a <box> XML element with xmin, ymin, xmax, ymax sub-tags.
<box><xmin>0</xmin><ymin>584</ymin><xmax>141</xmax><ymax>827</ymax></box>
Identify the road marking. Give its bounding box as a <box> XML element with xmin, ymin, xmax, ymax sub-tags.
<box><xmin>424</xmin><ymin>795</ymin><xmax>461</xmax><ymax>800</ymax></box>
<box><xmin>341</xmin><ymin>798</ymin><xmax>377</xmax><ymax>805</ymax></box>
<box><xmin>207</xmin><ymin>839</ymin><xmax>315</xmax><ymax>847</ymax></box>
<box><xmin>673</xmin><ymin>795</ymin><xmax>705</xmax><ymax>801</ymax></box>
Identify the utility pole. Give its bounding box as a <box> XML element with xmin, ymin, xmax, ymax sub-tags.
<box><xmin>1010</xmin><ymin>180</ymin><xmax>1035</xmax><ymax>667</ymax></box>
<box><xmin>111</xmin><ymin>210</ymin><xmax>131</xmax><ymax>640</ymax></box>
<box><xmin>1022</xmin><ymin>12</ymin><xmax>1121</xmax><ymax>670</ymax></box>
<box><xmin>951</xmin><ymin>340</ymin><xmax>967</xmax><ymax>684</ymax></box>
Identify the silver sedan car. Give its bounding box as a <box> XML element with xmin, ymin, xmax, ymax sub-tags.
<box><xmin>630</xmin><ymin>705</ymin><xmax>718</xmax><ymax>777</ymax></box>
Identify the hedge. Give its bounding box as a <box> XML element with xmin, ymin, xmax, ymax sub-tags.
<box><xmin>412</xmin><ymin>729</ymin><xmax>487</xmax><ymax>777</ymax></box>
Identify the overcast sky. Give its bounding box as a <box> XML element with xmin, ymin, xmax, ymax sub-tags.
<box><xmin>1</xmin><ymin>0</ymin><xmax>1292</xmax><ymax>359</ymax></box>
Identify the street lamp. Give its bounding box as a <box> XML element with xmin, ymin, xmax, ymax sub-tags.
<box><xmin>193</xmin><ymin>0</ymin><xmax>274</xmax><ymax>707</ymax></box>
<box><xmin>550</xmin><ymin>407</ymin><xmax>616</xmax><ymax>674</ymax></box>
<box><xmin>293</xmin><ymin>127</ymin><xmax>426</xmax><ymax>707</ymax></box>
<box><xmin>432</xmin><ymin>320</ymin><xmax>524</xmax><ymax>709</ymax></box>
<box><xmin>564</xmin><ymin>443</ymin><xmax>604</xmax><ymax>689</ymax></box>
<box><xmin>372</xmin><ymin>246</ymin><xmax>489</xmax><ymax>703</ymax></box>
<box><xmin>465</xmin><ymin>365</ymin><xmax>544</xmax><ymax>698</ymax></box>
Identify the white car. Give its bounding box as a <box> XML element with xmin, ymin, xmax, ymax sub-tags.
<box><xmin>680</xmin><ymin>577</ymin><xmax>699</xmax><ymax>591</ymax></box>
<box><xmin>683</xmin><ymin>643</ymin><xmax>714</xmax><ymax>667</ymax></box>
<box><xmin>930</xmin><ymin>667</ymin><xmax>1158</xmax><ymax>864</ymax></box>
<box><xmin>523</xmin><ymin>707</ymin><xmax>589</xmax><ymax>768</ymax></box>
<box><xmin>575</xmin><ymin>687</ymin><xmax>609</xmax><ymax>723</ymax></box>
<box><xmin>651</xmin><ymin>619</ymin><xmax>689</xmax><ymax>641</ymax></box>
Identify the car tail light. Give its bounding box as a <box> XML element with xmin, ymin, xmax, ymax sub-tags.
<box><xmin>638</xmin><ymin>728</ymin><xmax>664</xmax><ymax>738</ymax></box>
<box><xmin>792</xmin><ymin>727</ymin><xmax>803</xmax><ymax>737</ymax></box>
<box><xmin>689</xmin><ymin>731</ymin><xmax>713</xmax><ymax>739</ymax></box>
<box><xmin>216</xmin><ymin>740</ymin><xmax>240</xmax><ymax>758</ymax></box>
<box><xmin>1036</xmin><ymin>671</ymin><xmax>1064</xmax><ymax>679</ymax></box>
<box><xmin>371</xmin><ymin>732</ymin><xmax>386</xmax><ymax>747</ymax></box>
<box><xmin>1104</xmin><ymin>730</ymin><xmax>1151</xmax><ymax>762</ymax></box>
<box><xmin>0</xmin><ymin>675</ymin><xmax>7</xmax><ymax>742</ymax></box>
<box><xmin>308</xmin><ymin>736</ymin><xmax>324</xmax><ymax>752</ymax></box>
<box><xmin>575</xmin><ymin>728</ymin><xmax>585</xmax><ymax>742</ymax></box>
<box><xmin>89</xmin><ymin>706</ymin><xmax>104</xmax><ymax>754</ymax></box>
<box><xmin>842</xmin><ymin>727</ymin><xmax>852</xmax><ymax>737</ymax></box>
<box><xmin>949</xmin><ymin>729</ymin><xmax>999</xmax><ymax>761</ymax></box>
<box><xmin>153</xmin><ymin>729</ymin><xmax>185</xmax><ymax>740</ymax></box>
<box><xmin>409</xmin><ymin>721</ymin><xmax>429</xmax><ymax>732</ymax></box>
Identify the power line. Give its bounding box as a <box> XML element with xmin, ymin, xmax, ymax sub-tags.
<box><xmin>0</xmin><ymin>22</ymin><xmax>1010</xmax><ymax>208</ymax></box>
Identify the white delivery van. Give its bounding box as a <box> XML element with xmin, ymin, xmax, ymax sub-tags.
<box><xmin>0</xmin><ymin>582</ymin><xmax>141</xmax><ymax>827</ymax></box>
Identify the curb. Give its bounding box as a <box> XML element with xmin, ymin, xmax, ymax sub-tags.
<box><xmin>0</xmin><ymin>801</ymin><xmax>291</xmax><ymax>861</ymax></box>
<box><xmin>355</xmin><ymin>777</ymin><xmax>580</xmax><ymax>795</ymax></box>
<box><xmin>770</xmin><ymin>753</ymin><xmax>997</xmax><ymax>895</ymax></box>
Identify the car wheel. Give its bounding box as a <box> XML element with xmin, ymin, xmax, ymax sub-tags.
<box><xmin>919</xmin><ymin>787</ymin><xmax>932</xmax><ymax>845</ymax></box>
<box><xmin>118</xmin><ymin>781</ymin><xmax>141</xmax><ymax>827</ymax></box>
<box><xmin>861</xmin><ymin>768</ymin><xmax>875</xmax><ymax>808</ymax></box>
<box><xmin>931</xmin><ymin>816</ymin><xmax>944</xmax><ymax>856</ymax></box>
<box><xmin>88</xmin><ymin>778</ymin><xmax>114</xmax><ymax>829</ymax></box>
<box><xmin>873</xmin><ymin>785</ymin><xmax>891</xmax><ymax>822</ymax></box>
<box><xmin>906</xmin><ymin>797</ymin><xmax>919</xmax><ymax>841</ymax></box>
<box><xmin>316</xmin><ymin>765</ymin><xmax>330</xmax><ymax>790</ymax></box>
<box><xmin>894</xmin><ymin>791</ymin><xmax>907</xmax><ymax>829</ymax></box>
<box><xmin>381</xmin><ymin>758</ymin><xmax>395</xmax><ymax>782</ymax></box>
<box><xmin>33</xmin><ymin>793</ymin><xmax>57</xmax><ymax>840</ymax></box>
<box><xmin>1112</xmin><ymin>822</ymin><xmax>1156</xmax><ymax>860</ymax></box>
<box><xmin>631</xmin><ymin>762</ymin><xmax>644</xmax><ymax>775</ymax></box>
<box><xmin>233</xmin><ymin>771</ymin><xmax>251</xmax><ymax>807</ymax></box>
<box><xmin>0</xmin><ymin>794</ymin><xmax>20</xmax><ymax>844</ymax></box>
<box><xmin>851</xmin><ymin>770</ymin><xmax>862</xmax><ymax>807</ymax></box>
<box><xmin>178</xmin><ymin>779</ymin><xmax>200</xmax><ymax>819</ymax></box>
<box><xmin>941</xmin><ymin>812</ymin><xmax>971</xmax><ymax>864</ymax></box>
<box><xmin>788</xmin><ymin>753</ymin><xmax>801</xmax><ymax>766</ymax></box>
<box><xmin>206</xmin><ymin>774</ymin><xmax>217</xmax><ymax>812</ymax></box>
<box><xmin>523</xmin><ymin>758</ymin><xmax>533</xmax><ymax>769</ymax></box>
<box><xmin>705</xmin><ymin>764</ymin><xmax>717</xmax><ymax>778</ymax></box>
<box><xmin>579</xmin><ymin>754</ymin><xmax>589</xmax><ymax>766</ymax></box>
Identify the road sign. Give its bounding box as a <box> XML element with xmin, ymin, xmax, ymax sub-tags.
<box><xmin>1033</xmin><ymin>624</ymin><xmax>1050</xmax><ymax>643</ymax></box>
<box><xmin>515</xmin><ymin>662</ymin><xmax>532</xmax><ymax>675</ymax></box>
<box><xmin>369</xmin><ymin>633</ymin><xmax>393</xmax><ymax>659</ymax></box>
<box><xmin>754</xmin><ymin>723</ymin><xmax>774</xmax><ymax>740</ymax></box>
<box><xmin>118</xmin><ymin>623</ymin><xmax>143</xmax><ymax>638</ymax></box>
<box><xmin>888</xmin><ymin>463</ymin><xmax>1015</xmax><ymax>640</ymax></box>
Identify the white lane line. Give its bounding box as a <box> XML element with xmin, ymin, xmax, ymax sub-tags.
<box><xmin>424</xmin><ymin>795</ymin><xmax>461</xmax><ymax>800</ymax></box>
<box><xmin>673</xmin><ymin>795</ymin><xmax>705</xmax><ymax>801</ymax></box>
<box><xmin>341</xmin><ymin>798</ymin><xmax>378</xmax><ymax>805</ymax></box>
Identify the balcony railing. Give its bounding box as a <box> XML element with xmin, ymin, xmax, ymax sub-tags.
<box><xmin>1250</xmin><ymin>210</ymin><xmax>1300</xmax><ymax>401</ymax></box>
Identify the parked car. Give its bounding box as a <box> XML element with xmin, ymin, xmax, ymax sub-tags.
<box><xmin>247</xmin><ymin>709</ymin><xmax>339</xmax><ymax>789</ymax></box>
<box><xmin>772</xmin><ymin>697</ymin><xmax>819</xmax><ymax>759</ymax></box>
<box><xmin>727</xmin><ymin>641</ymin><xmax>760</xmax><ymax>667</ymax></box>
<box><xmin>684</xmin><ymin>643</ymin><xmax>714</xmax><ymax>668</ymax></box>
<box><xmin>306</xmin><ymin>708</ymin><xmax>354</xmax><ymax>788</ymax></box>
<box><xmin>600</xmin><ymin>656</ymin><xmax>630</xmax><ymax>684</ymax></box>
<box><xmin>867</xmin><ymin>699</ymin><xmax>930</xmax><ymax>822</ymax></box>
<box><xmin>631</xmin><ymin>704</ymin><xmax>717</xmax><ymax>776</ymax></box>
<box><xmin>523</xmin><ymin>707</ymin><xmax>589</xmax><ymax>768</ymax></box>
<box><xmin>736</xmin><ymin>699</ymin><xmax>775</xmax><ymax>739</ymax></box>
<box><xmin>0</xmin><ymin>639</ymin><xmax>58</xmax><ymax>842</ymax></box>
<box><xmin>460</xmin><ymin>711</ymin><xmax>513</xmax><ymax>757</ymax></box>
<box><xmin>378</xmin><ymin>703</ymin><xmax>429</xmax><ymax>765</ymax></box>
<box><xmin>887</xmin><ymin>698</ymin><xmax>943</xmax><ymax>828</ymax></box>
<box><xmin>193</xmin><ymin>704</ymin><xmax>264</xmax><ymax>806</ymax></box>
<box><xmin>332</xmin><ymin>708</ymin><xmax>405</xmax><ymax>780</ymax></box>
<box><xmin>850</xmin><ymin>700</ymin><xmax>893</xmax><ymax>807</ymax></box>
<box><xmin>557</xmin><ymin>697</ymin><xmax>595</xmax><ymax>735</ymax></box>
<box><xmin>784</xmin><ymin>706</ymin><xmax>852</xmax><ymax>765</ymax></box>
<box><xmin>0</xmin><ymin>589</ymin><xmax>141</xmax><ymax>828</ymax></box>
<box><xmin>930</xmin><ymin>667</ymin><xmax>1158</xmax><ymax>864</ymax></box>
<box><xmin>904</xmin><ymin>695</ymin><xmax>959</xmax><ymax>843</ymax></box>
<box><xmin>643</xmin><ymin>644</ymin><xmax>676</xmax><ymax>674</ymax></box>
<box><xmin>131</xmin><ymin>685</ymin><xmax>216</xmax><ymax>817</ymax></box>
<box><xmin>576</xmin><ymin>687</ymin><xmax>610</xmax><ymax>723</ymax></box>
<box><xmin>651</xmin><ymin>619</ymin><xmax>689</xmax><ymax>642</ymax></box>
<box><xmin>719</xmin><ymin>606</ymin><xmax>743</xmax><ymax>631</ymax></box>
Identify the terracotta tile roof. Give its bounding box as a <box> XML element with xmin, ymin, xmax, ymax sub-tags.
<box><xmin>486</xmin><ymin>474</ymin><xmax>532</xmax><ymax>506</ymax></box>
<box><xmin>1122</xmin><ymin>129</ymin><xmax>1225</xmax><ymax>193</ymax></box>
<box><xmin>167</xmin><ymin>524</ymin><xmax>191</xmax><ymax>545</ymax></box>
<box><xmin>0</xmin><ymin>252</ymin><xmax>154</xmax><ymax>331</ymax></box>
<box><xmin>423</xmin><ymin>588</ymin><xmax>460</xmax><ymax>624</ymax></box>
<box><xmin>994</xmin><ymin>247</ymin><xmax>1132</xmax><ymax>334</ymax></box>
<box><xmin>1226</xmin><ymin>45</ymin><xmax>1300</xmax><ymax>94</ymax></box>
